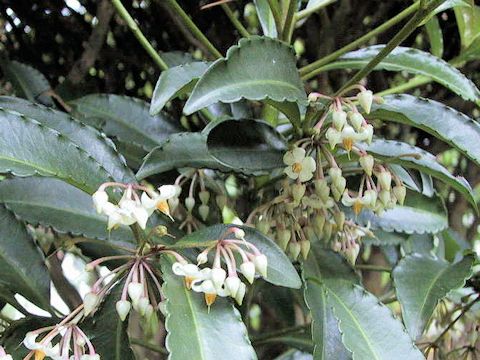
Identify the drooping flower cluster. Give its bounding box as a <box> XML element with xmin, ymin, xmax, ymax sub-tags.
<box><xmin>172</xmin><ymin>227</ymin><xmax>267</xmax><ymax>307</ymax></box>
<box><xmin>251</xmin><ymin>86</ymin><xmax>406</xmax><ymax>264</ymax></box>
<box><xmin>92</xmin><ymin>182</ymin><xmax>179</xmax><ymax>230</ymax></box>
<box><xmin>22</xmin><ymin>306</ymin><xmax>100</xmax><ymax>360</ymax></box>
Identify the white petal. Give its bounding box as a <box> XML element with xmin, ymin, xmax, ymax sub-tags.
<box><xmin>284</xmin><ymin>167</ymin><xmax>299</xmax><ymax>180</ymax></box>
<box><xmin>301</xmin><ymin>156</ymin><xmax>316</xmax><ymax>173</ymax></box>
<box><xmin>283</xmin><ymin>150</ymin><xmax>296</xmax><ymax>165</ymax></box>
<box><xmin>132</xmin><ymin>206</ymin><xmax>149</xmax><ymax>229</ymax></box>
<box><xmin>172</xmin><ymin>262</ymin><xmax>186</xmax><ymax>276</ymax></box>
<box><xmin>341</xmin><ymin>191</ymin><xmax>355</xmax><ymax>206</ymax></box>
<box><xmin>291</xmin><ymin>147</ymin><xmax>306</xmax><ymax>162</ymax></box>
<box><xmin>158</xmin><ymin>185</ymin><xmax>178</xmax><ymax>200</ymax></box>
<box><xmin>298</xmin><ymin>169</ymin><xmax>314</xmax><ymax>182</ymax></box>
<box><xmin>141</xmin><ymin>192</ymin><xmax>156</xmax><ymax>211</ymax></box>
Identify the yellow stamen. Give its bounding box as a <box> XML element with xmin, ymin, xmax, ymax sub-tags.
<box><xmin>35</xmin><ymin>350</ymin><xmax>46</xmax><ymax>360</ymax></box>
<box><xmin>156</xmin><ymin>200</ymin><xmax>170</xmax><ymax>215</ymax></box>
<box><xmin>184</xmin><ymin>276</ymin><xmax>194</xmax><ymax>289</ymax></box>
<box><xmin>205</xmin><ymin>293</ymin><xmax>217</xmax><ymax>306</ymax></box>
<box><xmin>342</xmin><ymin>138</ymin><xmax>353</xmax><ymax>151</ymax></box>
<box><xmin>292</xmin><ymin>163</ymin><xmax>302</xmax><ymax>174</ymax></box>
<box><xmin>353</xmin><ymin>200</ymin><xmax>363</xmax><ymax>215</ymax></box>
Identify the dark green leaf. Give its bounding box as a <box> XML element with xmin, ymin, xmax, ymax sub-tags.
<box><xmin>253</xmin><ymin>0</ymin><xmax>278</xmax><ymax>38</ymax></box>
<box><xmin>323</xmin><ymin>46</ymin><xmax>480</xmax><ymax>101</ymax></box>
<box><xmin>454</xmin><ymin>2</ymin><xmax>480</xmax><ymax>49</ymax></box>
<box><xmin>70</xmin><ymin>94</ymin><xmax>182</xmax><ymax>151</ymax></box>
<box><xmin>255</xmin><ymin>333</ymin><xmax>314</xmax><ymax>353</ymax></box>
<box><xmin>0</xmin><ymin>108</ymin><xmax>113</xmax><ymax>193</ymax></box>
<box><xmin>170</xmin><ymin>224</ymin><xmax>302</xmax><ymax>289</ymax></box>
<box><xmin>371</xmin><ymin>94</ymin><xmax>480</xmax><ymax>167</ymax></box>
<box><xmin>150</xmin><ymin>62</ymin><xmax>210</xmax><ymax>115</ymax></box>
<box><xmin>0</xmin><ymin>96</ymin><xmax>135</xmax><ymax>184</ymax></box>
<box><xmin>425</xmin><ymin>16</ymin><xmax>444</xmax><ymax>58</ymax></box>
<box><xmin>0</xmin><ymin>205</ymin><xmax>50</xmax><ymax>309</ymax></box>
<box><xmin>184</xmin><ymin>37</ymin><xmax>307</xmax><ymax>119</ymax></box>
<box><xmin>304</xmin><ymin>247</ymin><xmax>424</xmax><ymax>360</ymax></box>
<box><xmin>84</xmin><ymin>280</ymin><xmax>135</xmax><ymax>359</ymax></box>
<box><xmin>0</xmin><ymin>60</ymin><xmax>53</xmax><ymax>105</ymax></box>
<box><xmin>207</xmin><ymin>119</ymin><xmax>286</xmax><ymax>174</ymax></box>
<box><xmin>393</xmin><ymin>253</ymin><xmax>474</xmax><ymax>340</ymax></box>
<box><xmin>160</xmin><ymin>256</ymin><xmax>257</xmax><ymax>360</ymax></box>
<box><xmin>363</xmin><ymin>230</ymin><xmax>408</xmax><ymax>246</ymax></box>
<box><xmin>358</xmin><ymin>139</ymin><xmax>476</xmax><ymax>209</ymax></box>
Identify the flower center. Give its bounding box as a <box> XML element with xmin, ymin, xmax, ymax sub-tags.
<box><xmin>342</xmin><ymin>138</ymin><xmax>354</xmax><ymax>151</ymax></box>
<box><xmin>184</xmin><ymin>276</ymin><xmax>194</xmax><ymax>289</ymax></box>
<box><xmin>205</xmin><ymin>293</ymin><xmax>217</xmax><ymax>306</ymax></box>
<box><xmin>292</xmin><ymin>162</ymin><xmax>302</xmax><ymax>174</ymax></box>
<box><xmin>353</xmin><ymin>200</ymin><xmax>363</xmax><ymax>215</ymax></box>
<box><xmin>34</xmin><ymin>350</ymin><xmax>46</xmax><ymax>360</ymax></box>
<box><xmin>156</xmin><ymin>200</ymin><xmax>170</xmax><ymax>214</ymax></box>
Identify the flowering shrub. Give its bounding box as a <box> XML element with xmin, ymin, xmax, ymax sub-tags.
<box><xmin>0</xmin><ymin>1</ymin><xmax>479</xmax><ymax>359</ymax></box>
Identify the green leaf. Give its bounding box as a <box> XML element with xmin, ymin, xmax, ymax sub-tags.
<box><xmin>255</xmin><ymin>333</ymin><xmax>314</xmax><ymax>353</ymax></box>
<box><xmin>425</xmin><ymin>16</ymin><xmax>444</xmax><ymax>58</ymax></box>
<box><xmin>454</xmin><ymin>1</ymin><xmax>480</xmax><ymax>49</ymax></box>
<box><xmin>0</xmin><ymin>177</ymin><xmax>133</xmax><ymax>243</ymax></box>
<box><xmin>150</xmin><ymin>62</ymin><xmax>210</xmax><ymax>115</ymax></box>
<box><xmin>363</xmin><ymin>230</ymin><xmax>408</xmax><ymax>246</ymax></box>
<box><xmin>84</xmin><ymin>280</ymin><xmax>135</xmax><ymax>359</ymax></box>
<box><xmin>184</xmin><ymin>37</ymin><xmax>307</xmax><ymax>119</ymax></box>
<box><xmin>371</xmin><ymin>94</ymin><xmax>480</xmax><ymax>167</ymax></box>
<box><xmin>358</xmin><ymin>139</ymin><xmax>477</xmax><ymax>209</ymax></box>
<box><xmin>207</xmin><ymin>119</ymin><xmax>286</xmax><ymax>174</ymax></box>
<box><xmin>323</xmin><ymin>45</ymin><xmax>480</xmax><ymax>101</ymax></box>
<box><xmin>305</xmin><ymin>248</ymin><xmax>424</xmax><ymax>360</ymax></box>
<box><xmin>303</xmin><ymin>251</ymin><xmax>352</xmax><ymax>360</ymax></box>
<box><xmin>0</xmin><ymin>109</ymin><xmax>114</xmax><ymax>194</ymax></box>
<box><xmin>0</xmin><ymin>60</ymin><xmax>53</xmax><ymax>105</ymax></box>
<box><xmin>354</xmin><ymin>192</ymin><xmax>448</xmax><ymax>234</ymax></box>
<box><xmin>0</xmin><ymin>205</ymin><xmax>50</xmax><ymax>310</ymax></box>
<box><xmin>70</xmin><ymin>94</ymin><xmax>182</xmax><ymax>151</ymax></box>
<box><xmin>137</xmin><ymin>132</ymin><xmax>231</xmax><ymax>179</ymax></box>
<box><xmin>392</xmin><ymin>253</ymin><xmax>474</xmax><ymax>340</ymax></box>
<box><xmin>0</xmin><ymin>96</ymin><xmax>135</xmax><ymax>184</ymax></box>
<box><xmin>253</xmin><ymin>0</ymin><xmax>278</xmax><ymax>38</ymax></box>
<box><xmin>170</xmin><ymin>224</ymin><xmax>302</xmax><ymax>289</ymax></box>
<box><xmin>160</xmin><ymin>256</ymin><xmax>257</xmax><ymax>360</ymax></box>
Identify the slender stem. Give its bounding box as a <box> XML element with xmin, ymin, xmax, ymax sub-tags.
<box><xmin>111</xmin><ymin>0</ymin><xmax>168</xmax><ymax>71</ymax></box>
<box><xmin>300</xmin><ymin>2</ymin><xmax>419</xmax><ymax>79</ymax></box>
<box><xmin>130</xmin><ymin>338</ymin><xmax>168</xmax><ymax>354</ymax></box>
<box><xmin>221</xmin><ymin>4</ymin><xmax>250</xmax><ymax>38</ymax></box>
<box><xmin>163</xmin><ymin>0</ymin><xmax>222</xmax><ymax>59</ymax></box>
<box><xmin>295</xmin><ymin>0</ymin><xmax>336</xmax><ymax>21</ymax></box>
<box><xmin>335</xmin><ymin>0</ymin><xmax>448</xmax><ymax>95</ymax></box>
<box><xmin>268</xmin><ymin>0</ymin><xmax>283</xmax><ymax>37</ymax></box>
<box><xmin>252</xmin><ymin>324</ymin><xmax>310</xmax><ymax>342</ymax></box>
<box><xmin>355</xmin><ymin>264</ymin><xmax>392</xmax><ymax>272</ymax></box>
<box><xmin>282</xmin><ymin>0</ymin><xmax>297</xmax><ymax>43</ymax></box>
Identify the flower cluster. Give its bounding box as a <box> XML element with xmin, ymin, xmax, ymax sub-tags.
<box><xmin>92</xmin><ymin>182</ymin><xmax>179</xmax><ymax>230</ymax></box>
<box><xmin>251</xmin><ymin>86</ymin><xmax>405</xmax><ymax>264</ymax></box>
<box><xmin>23</xmin><ymin>306</ymin><xmax>100</xmax><ymax>360</ymax></box>
<box><xmin>172</xmin><ymin>227</ymin><xmax>267</xmax><ymax>307</ymax></box>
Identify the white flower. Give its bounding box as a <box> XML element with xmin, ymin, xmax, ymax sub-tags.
<box><xmin>103</xmin><ymin>203</ymin><xmax>136</xmax><ymax>230</ymax></box>
<box><xmin>141</xmin><ymin>185</ymin><xmax>177</xmax><ymax>218</ymax></box>
<box><xmin>358</xmin><ymin>90</ymin><xmax>373</xmax><ymax>114</ymax></box>
<box><xmin>127</xmin><ymin>282</ymin><xmax>144</xmax><ymax>303</ymax></box>
<box><xmin>225</xmin><ymin>276</ymin><xmax>241</xmax><ymax>297</ymax></box>
<box><xmin>119</xmin><ymin>190</ymin><xmax>149</xmax><ymax>229</ymax></box>
<box><xmin>235</xmin><ymin>282</ymin><xmax>246</xmax><ymax>305</ymax></box>
<box><xmin>116</xmin><ymin>300</ymin><xmax>131</xmax><ymax>321</ymax></box>
<box><xmin>283</xmin><ymin>147</ymin><xmax>316</xmax><ymax>182</ymax></box>
<box><xmin>192</xmin><ymin>279</ymin><xmax>229</xmax><ymax>306</ymax></box>
<box><xmin>83</xmin><ymin>292</ymin><xmax>99</xmax><ymax>316</ymax></box>
<box><xmin>240</xmin><ymin>261</ymin><xmax>256</xmax><ymax>284</ymax></box>
<box><xmin>348</xmin><ymin>111</ymin><xmax>364</xmax><ymax>131</ymax></box>
<box><xmin>23</xmin><ymin>333</ymin><xmax>60</xmax><ymax>358</ymax></box>
<box><xmin>325</xmin><ymin>127</ymin><xmax>341</xmax><ymax>149</ymax></box>
<box><xmin>172</xmin><ymin>262</ymin><xmax>211</xmax><ymax>289</ymax></box>
<box><xmin>211</xmin><ymin>268</ymin><xmax>227</xmax><ymax>288</ymax></box>
<box><xmin>92</xmin><ymin>190</ymin><xmax>109</xmax><ymax>213</ymax></box>
<box><xmin>332</xmin><ymin>110</ymin><xmax>347</xmax><ymax>131</ymax></box>
<box><xmin>341</xmin><ymin>190</ymin><xmax>377</xmax><ymax>215</ymax></box>
<box><xmin>253</xmin><ymin>254</ymin><xmax>268</xmax><ymax>278</ymax></box>
<box><xmin>359</xmin><ymin>154</ymin><xmax>374</xmax><ymax>176</ymax></box>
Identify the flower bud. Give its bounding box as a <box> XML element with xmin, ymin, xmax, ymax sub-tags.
<box><xmin>277</xmin><ymin>229</ymin><xmax>291</xmax><ymax>250</ymax></box>
<box><xmin>328</xmin><ymin>167</ymin><xmax>342</xmax><ymax>181</ymax></box>
<box><xmin>235</xmin><ymin>282</ymin><xmax>246</xmax><ymax>305</ymax></box>
<box><xmin>359</xmin><ymin>154</ymin><xmax>374</xmax><ymax>176</ymax></box>
<box><xmin>211</xmin><ymin>267</ymin><xmax>227</xmax><ymax>288</ymax></box>
<box><xmin>313</xmin><ymin>214</ymin><xmax>325</xmax><ymax>234</ymax></box>
<box><xmin>240</xmin><ymin>261</ymin><xmax>256</xmax><ymax>284</ymax></box>
<box><xmin>158</xmin><ymin>301</ymin><xmax>167</xmax><ymax>317</ymax></box>
<box><xmin>116</xmin><ymin>300</ymin><xmax>131</xmax><ymax>321</ymax></box>
<box><xmin>257</xmin><ymin>219</ymin><xmax>270</xmax><ymax>234</ymax></box>
<box><xmin>92</xmin><ymin>190</ymin><xmax>109</xmax><ymax>213</ymax></box>
<box><xmin>168</xmin><ymin>197</ymin><xmax>179</xmax><ymax>212</ymax></box>
<box><xmin>304</xmin><ymin>226</ymin><xmax>315</xmax><ymax>241</ymax></box>
<box><xmin>197</xmin><ymin>251</ymin><xmax>209</xmax><ymax>265</ymax></box>
<box><xmin>136</xmin><ymin>297</ymin><xmax>150</xmax><ymax>316</ymax></box>
<box><xmin>292</xmin><ymin>183</ymin><xmax>306</xmax><ymax>203</ymax></box>
<box><xmin>348</xmin><ymin>111</ymin><xmax>364</xmax><ymax>131</ymax></box>
<box><xmin>378</xmin><ymin>190</ymin><xmax>391</xmax><ymax>206</ymax></box>
<box><xmin>225</xmin><ymin>276</ymin><xmax>241</xmax><ymax>297</ymax></box>
<box><xmin>358</xmin><ymin>90</ymin><xmax>373</xmax><ymax>114</ymax></box>
<box><xmin>128</xmin><ymin>282</ymin><xmax>144</xmax><ymax>303</ymax></box>
<box><xmin>216</xmin><ymin>195</ymin><xmax>227</xmax><ymax>210</ymax></box>
<box><xmin>377</xmin><ymin>171</ymin><xmax>392</xmax><ymax>190</ymax></box>
<box><xmin>345</xmin><ymin>242</ymin><xmax>360</xmax><ymax>265</ymax></box>
<box><xmin>323</xmin><ymin>221</ymin><xmax>333</xmax><ymax>241</ymax></box>
<box><xmin>334</xmin><ymin>211</ymin><xmax>346</xmax><ymax>230</ymax></box>
<box><xmin>199</xmin><ymin>204</ymin><xmax>210</xmax><ymax>221</ymax></box>
<box><xmin>253</xmin><ymin>254</ymin><xmax>268</xmax><ymax>277</ymax></box>
<box><xmin>363</xmin><ymin>189</ymin><xmax>377</xmax><ymax>208</ymax></box>
<box><xmin>326</xmin><ymin>128</ymin><xmax>341</xmax><ymax>149</ymax></box>
<box><xmin>233</xmin><ymin>227</ymin><xmax>245</xmax><ymax>240</ymax></box>
<box><xmin>144</xmin><ymin>304</ymin><xmax>154</xmax><ymax>321</ymax></box>
<box><xmin>199</xmin><ymin>190</ymin><xmax>210</xmax><ymax>205</ymax></box>
<box><xmin>155</xmin><ymin>225</ymin><xmax>168</xmax><ymax>237</ymax></box>
<box><xmin>393</xmin><ymin>185</ymin><xmax>406</xmax><ymax>205</ymax></box>
<box><xmin>314</xmin><ymin>179</ymin><xmax>330</xmax><ymax>201</ymax></box>
<box><xmin>300</xmin><ymin>240</ymin><xmax>311</xmax><ymax>260</ymax></box>
<box><xmin>185</xmin><ymin>197</ymin><xmax>195</xmax><ymax>212</ymax></box>
<box><xmin>332</xmin><ymin>110</ymin><xmax>347</xmax><ymax>131</ymax></box>
<box><xmin>83</xmin><ymin>292</ymin><xmax>99</xmax><ymax>316</ymax></box>
<box><xmin>288</xmin><ymin>242</ymin><xmax>301</xmax><ymax>260</ymax></box>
